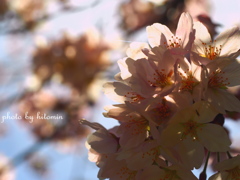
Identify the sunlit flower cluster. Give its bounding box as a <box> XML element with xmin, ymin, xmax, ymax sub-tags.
<box><xmin>81</xmin><ymin>12</ymin><xmax>240</xmax><ymax>179</ymax></box>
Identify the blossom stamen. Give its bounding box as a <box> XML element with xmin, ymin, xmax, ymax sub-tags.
<box><xmin>180</xmin><ymin>120</ymin><xmax>200</xmax><ymax>141</ymax></box>
<box><xmin>179</xmin><ymin>73</ymin><xmax>198</xmax><ymax>92</ymax></box>
<box><xmin>164</xmin><ymin>36</ymin><xmax>182</xmax><ymax>49</ymax></box>
<box><xmin>148</xmin><ymin>70</ymin><xmax>173</xmax><ymax>88</ymax></box>
<box><xmin>208</xmin><ymin>69</ymin><xmax>229</xmax><ymax>89</ymax></box>
<box><xmin>124</xmin><ymin>92</ymin><xmax>145</xmax><ymax>103</ymax></box>
<box><xmin>201</xmin><ymin>41</ymin><xmax>222</xmax><ymax>60</ymax></box>
<box><xmin>152</xmin><ymin>98</ymin><xmax>171</xmax><ymax>124</ymax></box>
<box><xmin>125</xmin><ymin>119</ymin><xmax>147</xmax><ymax>135</ymax></box>
<box><xmin>117</xmin><ymin>167</ymin><xmax>136</xmax><ymax>179</ymax></box>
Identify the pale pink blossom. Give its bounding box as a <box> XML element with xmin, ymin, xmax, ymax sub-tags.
<box><xmin>193</xmin><ymin>22</ymin><xmax>240</xmax><ymax>64</ymax></box>
<box><xmin>104</xmin><ymin>49</ymin><xmax>178</xmax><ymax>105</ymax></box>
<box><xmin>161</xmin><ymin>101</ymin><xmax>231</xmax><ymax>169</ymax></box>
<box><xmin>202</xmin><ymin>59</ymin><xmax>240</xmax><ymax>113</ymax></box>
<box><xmin>104</xmin><ymin>104</ymin><xmax>149</xmax><ymax>149</ymax></box>
<box><xmin>176</xmin><ymin>57</ymin><xmax>202</xmax><ymax>102</ymax></box>
<box><xmin>117</xmin><ymin>139</ymin><xmax>162</xmax><ymax>171</ymax></box>
<box><xmin>97</xmin><ymin>154</ymin><xmax>137</xmax><ymax>180</ymax></box>
<box><xmin>126</xmin><ymin>42</ymin><xmax>150</xmax><ymax>59</ymax></box>
<box><xmin>131</xmin><ymin>92</ymin><xmax>192</xmax><ymax>126</ymax></box>
<box><xmin>80</xmin><ymin>119</ymin><xmax>119</xmax><ymax>154</ymax></box>
<box><xmin>147</xmin><ymin>12</ymin><xmax>194</xmax><ymax>54</ymax></box>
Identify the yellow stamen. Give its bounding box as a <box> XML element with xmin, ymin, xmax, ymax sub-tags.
<box><xmin>201</xmin><ymin>41</ymin><xmax>222</xmax><ymax>60</ymax></box>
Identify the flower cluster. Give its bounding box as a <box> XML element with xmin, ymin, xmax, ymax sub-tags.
<box><xmin>81</xmin><ymin>12</ymin><xmax>240</xmax><ymax>179</ymax></box>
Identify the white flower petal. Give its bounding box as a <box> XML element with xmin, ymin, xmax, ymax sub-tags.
<box><xmin>88</xmin><ymin>129</ymin><xmax>119</xmax><ymax>154</ymax></box>
<box><xmin>160</xmin><ymin>123</ymin><xmax>184</xmax><ymax>147</ymax></box>
<box><xmin>80</xmin><ymin>119</ymin><xmax>107</xmax><ymax>131</ymax></box>
<box><xmin>209</xmin><ymin>172</ymin><xmax>228</xmax><ymax>180</ymax></box>
<box><xmin>198</xmin><ymin>124</ymin><xmax>231</xmax><ymax>152</ymax></box>
<box><xmin>178</xmin><ymin>137</ymin><xmax>204</xmax><ymax>169</ymax></box>
<box><xmin>103</xmin><ymin>82</ymin><xmax>130</xmax><ymax>103</ymax></box>
<box><xmin>158</xmin><ymin>49</ymin><xmax>176</xmax><ymax>71</ymax></box>
<box><xmin>216</xmin><ymin>26</ymin><xmax>240</xmax><ymax>58</ymax></box>
<box><xmin>126</xmin><ymin>42</ymin><xmax>149</xmax><ymax>59</ymax></box>
<box><xmin>118</xmin><ymin>123</ymin><xmax>147</xmax><ymax>149</ymax></box>
<box><xmin>206</xmin><ymin>89</ymin><xmax>240</xmax><ymax>113</ymax></box>
<box><xmin>170</xmin><ymin>107</ymin><xmax>196</xmax><ymax>123</ymax></box>
<box><xmin>191</xmin><ymin>52</ymin><xmax>211</xmax><ymax>65</ymax></box>
<box><xmin>117</xmin><ymin>58</ymin><xmax>136</xmax><ymax>80</ymax></box>
<box><xmin>222</xmin><ymin>60</ymin><xmax>240</xmax><ymax>87</ymax></box>
<box><xmin>135</xmin><ymin>165</ymin><xmax>164</xmax><ymax>180</ymax></box>
<box><xmin>214</xmin><ymin>155</ymin><xmax>240</xmax><ymax>171</ymax></box>
<box><xmin>192</xmin><ymin>101</ymin><xmax>218</xmax><ymax>123</ymax></box>
<box><xmin>176</xmin><ymin>12</ymin><xmax>194</xmax><ymax>49</ymax></box>
<box><xmin>146</xmin><ymin>23</ymin><xmax>173</xmax><ymax>47</ymax></box>
<box><xmin>193</xmin><ymin>21</ymin><xmax>211</xmax><ymax>55</ymax></box>
<box><xmin>104</xmin><ymin>104</ymin><xmax>140</xmax><ymax>123</ymax></box>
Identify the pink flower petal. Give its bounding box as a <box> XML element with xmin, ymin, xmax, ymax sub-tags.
<box><xmin>146</xmin><ymin>23</ymin><xmax>173</xmax><ymax>47</ymax></box>
<box><xmin>198</xmin><ymin>124</ymin><xmax>231</xmax><ymax>152</ymax></box>
<box><xmin>176</xmin><ymin>12</ymin><xmax>194</xmax><ymax>50</ymax></box>
<box><xmin>216</xmin><ymin>26</ymin><xmax>240</xmax><ymax>58</ymax></box>
<box><xmin>193</xmin><ymin>21</ymin><xmax>212</xmax><ymax>55</ymax></box>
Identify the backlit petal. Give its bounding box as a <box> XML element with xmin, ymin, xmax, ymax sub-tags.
<box><xmin>198</xmin><ymin>124</ymin><xmax>231</xmax><ymax>152</ymax></box>
<box><xmin>146</xmin><ymin>23</ymin><xmax>173</xmax><ymax>47</ymax></box>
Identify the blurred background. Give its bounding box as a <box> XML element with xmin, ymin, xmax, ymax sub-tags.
<box><xmin>0</xmin><ymin>0</ymin><xmax>239</xmax><ymax>179</ymax></box>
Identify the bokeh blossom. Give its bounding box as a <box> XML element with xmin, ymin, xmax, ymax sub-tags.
<box><xmin>18</xmin><ymin>30</ymin><xmax>111</xmax><ymax>146</ymax></box>
<box><xmin>0</xmin><ymin>154</ymin><xmax>15</xmax><ymax>180</ymax></box>
<box><xmin>119</xmin><ymin>0</ymin><xmax>219</xmax><ymax>38</ymax></box>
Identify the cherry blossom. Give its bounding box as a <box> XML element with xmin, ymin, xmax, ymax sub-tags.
<box><xmin>147</xmin><ymin>12</ymin><xmax>195</xmax><ymax>54</ymax></box>
<box><xmin>192</xmin><ymin>22</ymin><xmax>240</xmax><ymax>64</ymax></box>
<box><xmin>160</xmin><ymin>101</ymin><xmax>231</xmax><ymax>168</ymax></box>
<box><xmin>202</xmin><ymin>59</ymin><xmax>240</xmax><ymax>113</ymax></box>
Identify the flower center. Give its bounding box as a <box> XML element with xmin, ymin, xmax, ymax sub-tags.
<box><xmin>141</xmin><ymin>146</ymin><xmax>160</xmax><ymax>160</ymax></box>
<box><xmin>201</xmin><ymin>42</ymin><xmax>222</xmax><ymax>60</ymax></box>
<box><xmin>124</xmin><ymin>92</ymin><xmax>145</xmax><ymax>103</ymax></box>
<box><xmin>148</xmin><ymin>69</ymin><xmax>173</xmax><ymax>88</ymax></box>
<box><xmin>164</xmin><ymin>36</ymin><xmax>182</xmax><ymax>49</ymax></box>
<box><xmin>180</xmin><ymin>120</ymin><xmax>200</xmax><ymax>140</ymax></box>
<box><xmin>117</xmin><ymin>166</ymin><xmax>136</xmax><ymax>179</ymax></box>
<box><xmin>208</xmin><ymin>69</ymin><xmax>229</xmax><ymax>89</ymax></box>
<box><xmin>158</xmin><ymin>104</ymin><xmax>171</xmax><ymax>119</ymax></box>
<box><xmin>152</xmin><ymin>98</ymin><xmax>171</xmax><ymax>124</ymax></box>
<box><xmin>123</xmin><ymin>117</ymin><xmax>148</xmax><ymax>135</ymax></box>
<box><xmin>179</xmin><ymin>73</ymin><xmax>198</xmax><ymax>92</ymax></box>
